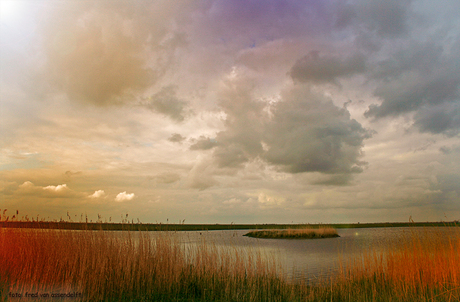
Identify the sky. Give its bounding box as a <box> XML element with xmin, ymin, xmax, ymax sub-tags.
<box><xmin>1</xmin><ymin>0</ymin><xmax>459</xmax><ymax>224</ymax></box>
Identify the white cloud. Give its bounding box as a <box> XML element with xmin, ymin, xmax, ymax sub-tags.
<box><xmin>88</xmin><ymin>190</ymin><xmax>106</xmax><ymax>199</ymax></box>
<box><xmin>16</xmin><ymin>181</ymin><xmax>76</xmax><ymax>198</ymax></box>
<box><xmin>115</xmin><ymin>191</ymin><xmax>135</xmax><ymax>202</ymax></box>
<box><xmin>43</xmin><ymin>184</ymin><xmax>68</xmax><ymax>192</ymax></box>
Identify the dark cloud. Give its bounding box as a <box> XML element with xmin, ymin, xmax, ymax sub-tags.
<box><xmin>333</xmin><ymin>0</ymin><xmax>416</xmax><ymax>53</ymax></box>
<box><xmin>335</xmin><ymin>0</ymin><xmax>413</xmax><ymax>38</ymax></box>
<box><xmin>439</xmin><ymin>146</ymin><xmax>451</xmax><ymax>155</ymax></box>
<box><xmin>360</xmin><ymin>0</ymin><xmax>412</xmax><ymax>38</ymax></box>
<box><xmin>196</xmin><ymin>78</ymin><xmax>371</xmax><ymax>182</ymax></box>
<box><xmin>168</xmin><ymin>133</ymin><xmax>186</xmax><ymax>143</ymax></box>
<box><xmin>439</xmin><ymin>145</ymin><xmax>460</xmax><ymax>155</ymax></box>
<box><xmin>371</xmin><ymin>42</ymin><xmax>443</xmax><ymax>80</ymax></box>
<box><xmin>365</xmin><ymin>39</ymin><xmax>460</xmax><ymax>135</ymax></box>
<box><xmin>263</xmin><ymin>86</ymin><xmax>371</xmax><ymax>174</ymax></box>
<box><xmin>144</xmin><ymin>86</ymin><xmax>187</xmax><ymax>121</ymax></box>
<box><xmin>414</xmin><ymin>103</ymin><xmax>460</xmax><ymax>136</ymax></box>
<box><xmin>290</xmin><ymin>51</ymin><xmax>366</xmax><ymax>85</ymax></box>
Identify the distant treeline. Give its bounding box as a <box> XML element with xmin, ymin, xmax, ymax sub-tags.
<box><xmin>0</xmin><ymin>221</ymin><xmax>458</xmax><ymax>231</ymax></box>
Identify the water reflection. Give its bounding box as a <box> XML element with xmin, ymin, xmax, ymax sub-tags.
<box><xmin>159</xmin><ymin>227</ymin><xmax>454</xmax><ymax>283</ymax></box>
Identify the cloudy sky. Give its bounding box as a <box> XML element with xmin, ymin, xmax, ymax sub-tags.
<box><xmin>1</xmin><ymin>0</ymin><xmax>459</xmax><ymax>224</ymax></box>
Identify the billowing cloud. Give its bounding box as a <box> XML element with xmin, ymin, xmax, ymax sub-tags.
<box><xmin>206</xmin><ymin>77</ymin><xmax>265</xmax><ymax>170</ymax></box>
<box><xmin>40</xmin><ymin>5</ymin><xmax>153</xmax><ymax>105</ymax></box>
<box><xmin>193</xmin><ymin>75</ymin><xmax>371</xmax><ymax>184</ymax></box>
<box><xmin>35</xmin><ymin>1</ymin><xmax>194</xmax><ymax>107</ymax></box>
<box><xmin>115</xmin><ymin>191</ymin><xmax>135</xmax><ymax>202</ymax></box>
<box><xmin>263</xmin><ymin>85</ymin><xmax>371</xmax><ymax>175</ymax></box>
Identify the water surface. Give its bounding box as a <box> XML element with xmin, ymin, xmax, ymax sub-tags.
<box><xmin>163</xmin><ymin>227</ymin><xmax>454</xmax><ymax>283</ymax></box>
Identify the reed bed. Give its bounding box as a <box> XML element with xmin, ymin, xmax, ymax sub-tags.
<box><xmin>244</xmin><ymin>227</ymin><xmax>340</xmax><ymax>239</ymax></box>
<box><xmin>335</xmin><ymin>226</ymin><xmax>460</xmax><ymax>301</ymax></box>
<box><xmin>0</xmin><ymin>226</ymin><xmax>459</xmax><ymax>301</ymax></box>
<box><xmin>0</xmin><ymin>228</ymin><xmax>290</xmax><ymax>301</ymax></box>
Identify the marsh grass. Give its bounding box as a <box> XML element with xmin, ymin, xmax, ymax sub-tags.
<box><xmin>244</xmin><ymin>227</ymin><xmax>340</xmax><ymax>239</ymax></box>
<box><xmin>0</xmin><ymin>229</ymin><xmax>289</xmax><ymax>301</ymax></box>
<box><xmin>334</xmin><ymin>226</ymin><xmax>460</xmax><ymax>301</ymax></box>
<box><xmin>0</xmin><ymin>226</ymin><xmax>459</xmax><ymax>301</ymax></box>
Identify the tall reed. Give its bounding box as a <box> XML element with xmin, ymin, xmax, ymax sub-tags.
<box><xmin>1</xmin><ymin>226</ymin><xmax>459</xmax><ymax>301</ymax></box>
<box><xmin>0</xmin><ymin>228</ymin><xmax>291</xmax><ymax>301</ymax></box>
<box><xmin>335</xmin><ymin>226</ymin><xmax>460</xmax><ymax>301</ymax></box>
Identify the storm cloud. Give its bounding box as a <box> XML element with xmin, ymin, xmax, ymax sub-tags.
<box><xmin>263</xmin><ymin>86</ymin><xmax>371</xmax><ymax>175</ymax></box>
<box><xmin>197</xmin><ymin>77</ymin><xmax>371</xmax><ymax>182</ymax></box>
<box><xmin>365</xmin><ymin>39</ymin><xmax>460</xmax><ymax>135</ymax></box>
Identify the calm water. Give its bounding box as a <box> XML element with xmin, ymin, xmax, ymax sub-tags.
<box><xmin>159</xmin><ymin>227</ymin><xmax>455</xmax><ymax>283</ymax></box>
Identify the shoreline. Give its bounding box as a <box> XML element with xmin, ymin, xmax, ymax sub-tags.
<box><xmin>0</xmin><ymin>221</ymin><xmax>458</xmax><ymax>231</ymax></box>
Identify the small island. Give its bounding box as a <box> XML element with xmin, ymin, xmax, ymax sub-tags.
<box><xmin>244</xmin><ymin>227</ymin><xmax>340</xmax><ymax>239</ymax></box>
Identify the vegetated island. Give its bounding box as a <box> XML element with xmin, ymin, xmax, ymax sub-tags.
<box><xmin>244</xmin><ymin>228</ymin><xmax>340</xmax><ymax>239</ymax></box>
